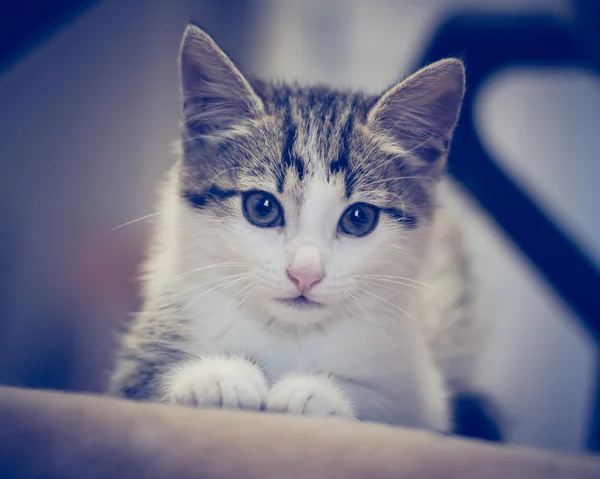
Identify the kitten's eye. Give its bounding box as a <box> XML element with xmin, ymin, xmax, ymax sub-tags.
<box><xmin>242</xmin><ymin>191</ymin><xmax>284</xmax><ymax>228</ymax></box>
<box><xmin>338</xmin><ymin>203</ymin><xmax>379</xmax><ymax>237</ymax></box>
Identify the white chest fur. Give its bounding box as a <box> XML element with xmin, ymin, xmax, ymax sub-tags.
<box><xmin>186</xmin><ymin>288</ymin><xmax>449</xmax><ymax>430</ymax></box>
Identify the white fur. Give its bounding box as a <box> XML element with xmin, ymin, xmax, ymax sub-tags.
<box><xmin>164</xmin><ymin>356</ymin><xmax>269</xmax><ymax>410</ymax></box>
<box><xmin>142</xmin><ymin>168</ymin><xmax>478</xmax><ymax>432</ymax></box>
<box><xmin>268</xmin><ymin>374</ymin><xmax>355</xmax><ymax>418</ymax></box>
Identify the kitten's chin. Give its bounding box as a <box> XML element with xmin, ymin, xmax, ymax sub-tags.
<box><xmin>260</xmin><ymin>296</ymin><xmax>334</xmax><ymax>327</ymax></box>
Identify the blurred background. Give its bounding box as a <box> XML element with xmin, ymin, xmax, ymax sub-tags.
<box><xmin>1</xmin><ymin>0</ymin><xmax>599</xmax><ymax>453</ymax></box>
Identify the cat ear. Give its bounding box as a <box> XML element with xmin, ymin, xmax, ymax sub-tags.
<box><xmin>367</xmin><ymin>59</ymin><xmax>465</xmax><ymax>171</ymax></box>
<box><xmin>179</xmin><ymin>24</ymin><xmax>264</xmax><ymax>135</ymax></box>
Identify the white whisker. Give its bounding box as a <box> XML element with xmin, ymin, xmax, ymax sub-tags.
<box><xmin>235</xmin><ymin>285</ymin><xmax>258</xmax><ymax>310</ymax></box>
<box><xmin>176</xmin><ymin>262</ymin><xmax>250</xmax><ymax>280</ymax></box>
<box><xmin>355</xmin><ymin>286</ymin><xmax>432</xmax><ymax>336</ymax></box>
<box><xmin>357</xmin><ymin>279</ymin><xmax>410</xmax><ymax>298</ymax></box>
<box><xmin>347</xmin><ymin>294</ymin><xmax>395</xmax><ymax>348</ymax></box>
<box><xmin>210</xmin><ymin>282</ymin><xmax>257</xmax><ymax>340</ymax></box>
<box><xmin>169</xmin><ymin>273</ymin><xmax>252</xmax><ymax>301</ymax></box>
<box><xmin>111</xmin><ymin>212</ymin><xmax>162</xmax><ymax>231</ymax></box>
<box><xmin>181</xmin><ymin>277</ymin><xmax>250</xmax><ymax>312</ymax></box>
<box><xmin>358</xmin><ymin>274</ymin><xmax>457</xmax><ymax>305</ymax></box>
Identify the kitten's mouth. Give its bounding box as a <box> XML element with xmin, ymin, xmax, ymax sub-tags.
<box><xmin>275</xmin><ymin>295</ymin><xmax>325</xmax><ymax>310</ymax></box>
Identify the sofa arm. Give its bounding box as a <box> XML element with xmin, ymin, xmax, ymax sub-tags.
<box><xmin>0</xmin><ymin>386</ymin><xmax>598</xmax><ymax>479</ymax></box>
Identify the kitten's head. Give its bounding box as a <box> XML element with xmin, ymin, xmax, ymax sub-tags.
<box><xmin>174</xmin><ymin>25</ymin><xmax>464</xmax><ymax>326</ymax></box>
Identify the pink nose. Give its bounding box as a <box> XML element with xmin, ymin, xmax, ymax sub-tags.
<box><xmin>287</xmin><ymin>268</ymin><xmax>324</xmax><ymax>295</ymax></box>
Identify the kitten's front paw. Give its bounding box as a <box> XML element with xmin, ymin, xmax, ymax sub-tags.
<box><xmin>164</xmin><ymin>356</ymin><xmax>268</xmax><ymax>411</ymax></box>
<box><xmin>267</xmin><ymin>374</ymin><xmax>355</xmax><ymax>418</ymax></box>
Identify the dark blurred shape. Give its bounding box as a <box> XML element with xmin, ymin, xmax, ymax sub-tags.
<box><xmin>575</xmin><ymin>0</ymin><xmax>600</xmax><ymax>72</ymax></box>
<box><xmin>574</xmin><ymin>0</ymin><xmax>600</xmax><ymax>452</ymax></box>
<box><xmin>417</xmin><ymin>11</ymin><xmax>600</xmax><ymax>451</ymax></box>
<box><xmin>21</xmin><ymin>313</ymin><xmax>75</xmax><ymax>391</ymax></box>
<box><xmin>452</xmin><ymin>392</ymin><xmax>504</xmax><ymax>443</ymax></box>
<box><xmin>0</xmin><ymin>0</ymin><xmax>90</xmax><ymax>362</ymax></box>
<box><xmin>419</xmin><ymin>13</ymin><xmax>599</xmax><ymax>344</ymax></box>
<box><xmin>0</xmin><ymin>0</ymin><xmax>100</xmax><ymax>74</ymax></box>
<box><xmin>0</xmin><ymin>206</ymin><xmax>18</xmax><ymax>346</ymax></box>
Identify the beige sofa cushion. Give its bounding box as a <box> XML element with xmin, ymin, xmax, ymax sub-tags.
<box><xmin>0</xmin><ymin>386</ymin><xmax>598</xmax><ymax>478</ymax></box>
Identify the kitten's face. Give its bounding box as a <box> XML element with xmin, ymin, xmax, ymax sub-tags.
<box><xmin>175</xmin><ymin>26</ymin><xmax>464</xmax><ymax>326</ymax></box>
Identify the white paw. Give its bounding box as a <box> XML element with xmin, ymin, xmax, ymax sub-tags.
<box><xmin>267</xmin><ymin>374</ymin><xmax>355</xmax><ymax>418</ymax></box>
<box><xmin>164</xmin><ymin>356</ymin><xmax>268</xmax><ymax>411</ymax></box>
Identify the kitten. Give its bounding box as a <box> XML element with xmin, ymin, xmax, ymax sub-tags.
<box><xmin>108</xmin><ymin>24</ymin><xmax>482</xmax><ymax>432</ymax></box>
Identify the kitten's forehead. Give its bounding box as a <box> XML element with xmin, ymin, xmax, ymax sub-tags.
<box><xmin>260</xmin><ymin>83</ymin><xmax>373</xmax><ymax>199</ymax></box>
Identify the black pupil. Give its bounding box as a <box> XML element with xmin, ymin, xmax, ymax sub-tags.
<box><xmin>256</xmin><ymin>198</ymin><xmax>273</xmax><ymax>217</ymax></box>
<box><xmin>350</xmin><ymin>208</ymin><xmax>367</xmax><ymax>225</ymax></box>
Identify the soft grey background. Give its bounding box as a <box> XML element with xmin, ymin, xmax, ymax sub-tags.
<box><xmin>0</xmin><ymin>0</ymin><xmax>597</xmax><ymax>452</ymax></box>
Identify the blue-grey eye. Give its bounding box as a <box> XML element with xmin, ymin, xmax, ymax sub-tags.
<box><xmin>338</xmin><ymin>203</ymin><xmax>379</xmax><ymax>237</ymax></box>
<box><xmin>242</xmin><ymin>191</ymin><xmax>284</xmax><ymax>228</ymax></box>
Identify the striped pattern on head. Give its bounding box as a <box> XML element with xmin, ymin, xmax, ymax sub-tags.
<box><xmin>174</xmin><ymin>24</ymin><xmax>465</xmax><ymax>325</ymax></box>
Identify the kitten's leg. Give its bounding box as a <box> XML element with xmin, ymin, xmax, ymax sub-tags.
<box><xmin>164</xmin><ymin>356</ymin><xmax>269</xmax><ymax>410</ymax></box>
<box><xmin>109</xmin><ymin>312</ymin><xmax>268</xmax><ymax>410</ymax></box>
<box><xmin>108</xmin><ymin>334</ymin><xmax>186</xmax><ymax>401</ymax></box>
<box><xmin>267</xmin><ymin>374</ymin><xmax>355</xmax><ymax>419</ymax></box>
